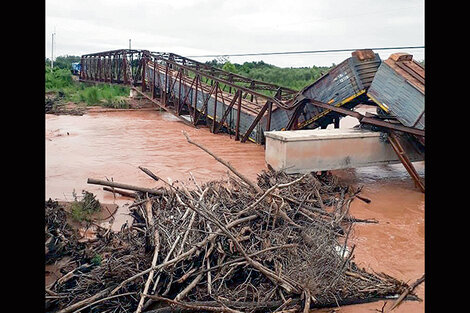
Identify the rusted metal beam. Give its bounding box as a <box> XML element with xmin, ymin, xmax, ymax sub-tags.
<box><xmin>195</xmin><ymin>82</ymin><xmax>217</xmax><ymax>125</ymax></box>
<box><xmin>164</xmin><ymin>52</ymin><xmax>298</xmax><ymax>94</ymax></box>
<box><xmin>193</xmin><ymin>75</ymin><xmax>199</xmax><ymax>124</ymax></box>
<box><xmin>266</xmin><ymin>89</ymin><xmax>281</xmax><ymax>132</ymax></box>
<box><xmin>181</xmin><ymin>75</ymin><xmax>197</xmax><ymax>116</ymax></box>
<box><xmin>212</xmin><ymin>82</ymin><xmax>219</xmax><ymax>133</ymax></box>
<box><xmin>286</xmin><ymin>102</ymin><xmax>306</xmax><ymax>130</ymax></box>
<box><xmin>123</xmin><ymin>53</ymin><xmax>128</xmax><ymax>84</ymax></box>
<box><xmin>163</xmin><ymin>62</ymin><xmax>169</xmax><ymax>106</ymax></box>
<box><xmin>308</xmin><ymin>100</ymin><xmax>424</xmax><ymax>137</ymax></box>
<box><xmin>360</xmin><ymin>116</ymin><xmax>424</xmax><ymax>137</ymax></box>
<box><xmin>214</xmin><ymin>89</ymin><xmax>240</xmax><ymax>134</ymax></box>
<box><xmin>152</xmin><ymin>61</ymin><xmax>156</xmax><ymax>98</ymax></box>
<box><xmin>97</xmin><ymin>57</ymin><xmax>102</xmax><ymax>81</ymax></box>
<box><xmin>141</xmin><ymin>56</ymin><xmax>147</xmax><ymax>91</ymax></box>
<box><xmin>388</xmin><ymin>132</ymin><xmax>425</xmax><ymax>193</ymax></box>
<box><xmin>177</xmin><ymin>69</ymin><xmax>183</xmax><ymax>115</ymax></box>
<box><xmin>241</xmin><ymin>100</ymin><xmax>270</xmax><ymax>143</ymax></box>
<box><xmin>309</xmin><ymin>100</ymin><xmax>363</xmax><ymax>120</ymax></box>
<box><xmin>266</xmin><ymin>101</ymin><xmax>273</xmax><ymax>132</ymax></box>
<box><xmin>168</xmin><ymin>68</ymin><xmax>181</xmax><ymax>104</ymax></box>
<box><xmin>80</xmin><ymin>57</ymin><xmax>85</xmax><ymax>80</ymax></box>
<box><xmin>235</xmin><ymin>92</ymin><xmax>242</xmax><ymax>141</ymax></box>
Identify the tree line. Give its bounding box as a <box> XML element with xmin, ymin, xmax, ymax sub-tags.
<box><xmin>206</xmin><ymin>59</ymin><xmax>332</xmax><ymax>91</ymax></box>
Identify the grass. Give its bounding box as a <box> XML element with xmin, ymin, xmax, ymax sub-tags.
<box><xmin>45</xmin><ymin>65</ymin><xmax>130</xmax><ymax>108</ymax></box>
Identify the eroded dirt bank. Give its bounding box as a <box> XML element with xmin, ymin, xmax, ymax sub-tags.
<box><xmin>45</xmin><ymin>107</ymin><xmax>424</xmax><ymax>312</ymax></box>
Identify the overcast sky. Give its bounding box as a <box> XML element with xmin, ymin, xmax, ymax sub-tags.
<box><xmin>45</xmin><ymin>0</ymin><xmax>424</xmax><ymax>68</ymax></box>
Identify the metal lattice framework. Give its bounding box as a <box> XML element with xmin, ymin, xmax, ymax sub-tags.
<box><xmin>80</xmin><ymin>49</ymin><xmax>424</xmax><ymax>145</ymax></box>
<box><xmin>81</xmin><ymin>49</ymin><xmax>303</xmax><ymax>143</ymax></box>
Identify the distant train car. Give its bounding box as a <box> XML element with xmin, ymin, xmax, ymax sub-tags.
<box><xmin>71</xmin><ymin>62</ymin><xmax>81</xmax><ymax>76</ymax></box>
<box><xmin>367</xmin><ymin>53</ymin><xmax>425</xmax><ymax>130</ymax></box>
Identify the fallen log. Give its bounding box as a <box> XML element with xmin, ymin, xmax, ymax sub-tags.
<box><xmin>387</xmin><ymin>274</ymin><xmax>425</xmax><ymax>311</ymax></box>
<box><xmin>103</xmin><ymin>187</ymin><xmax>137</xmax><ymax>198</ymax></box>
<box><xmin>87</xmin><ymin>178</ymin><xmax>166</xmax><ymax>195</ymax></box>
<box><xmin>135</xmin><ymin>198</ymin><xmax>160</xmax><ymax>313</ymax></box>
<box><xmin>55</xmin><ymin>288</ymin><xmax>111</xmax><ymax>313</ymax></box>
<box><xmin>145</xmin><ymin>295</ymin><xmax>243</xmax><ymax>312</ymax></box>
<box><xmin>138</xmin><ymin>166</ymin><xmax>160</xmax><ymax>182</ymax></box>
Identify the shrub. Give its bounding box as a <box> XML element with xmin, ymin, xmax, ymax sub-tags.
<box><xmin>91</xmin><ymin>254</ymin><xmax>102</xmax><ymax>265</ymax></box>
<box><xmin>70</xmin><ymin>190</ymin><xmax>101</xmax><ymax>222</ymax></box>
<box><xmin>45</xmin><ymin>68</ymin><xmax>74</xmax><ymax>91</ymax></box>
<box><xmin>83</xmin><ymin>87</ymin><xmax>100</xmax><ymax>105</ymax></box>
<box><xmin>45</xmin><ymin>65</ymin><xmax>130</xmax><ymax>107</ymax></box>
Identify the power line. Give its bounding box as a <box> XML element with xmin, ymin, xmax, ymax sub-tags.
<box><xmin>187</xmin><ymin>46</ymin><xmax>424</xmax><ymax>58</ymax></box>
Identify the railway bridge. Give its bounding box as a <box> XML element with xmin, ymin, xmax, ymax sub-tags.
<box><xmin>79</xmin><ymin>48</ymin><xmax>425</xmax><ymax>191</ymax></box>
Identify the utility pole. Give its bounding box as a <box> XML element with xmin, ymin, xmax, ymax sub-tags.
<box><xmin>51</xmin><ymin>28</ymin><xmax>56</xmax><ymax>72</ymax></box>
<box><xmin>129</xmin><ymin>39</ymin><xmax>131</xmax><ymax>50</ymax></box>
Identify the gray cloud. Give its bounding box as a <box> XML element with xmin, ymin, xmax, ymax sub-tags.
<box><xmin>46</xmin><ymin>0</ymin><xmax>424</xmax><ymax>67</ymax></box>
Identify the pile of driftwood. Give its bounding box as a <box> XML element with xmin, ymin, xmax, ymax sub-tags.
<box><xmin>45</xmin><ymin>132</ymin><xmax>420</xmax><ymax>313</ymax></box>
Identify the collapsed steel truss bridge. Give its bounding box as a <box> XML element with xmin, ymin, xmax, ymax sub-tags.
<box><xmin>79</xmin><ymin>49</ymin><xmax>424</xmax><ymax>142</ymax></box>
<box><xmin>79</xmin><ymin>48</ymin><xmax>424</xmax><ymax>191</ymax></box>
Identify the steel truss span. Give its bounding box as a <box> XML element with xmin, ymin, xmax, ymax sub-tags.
<box><xmin>79</xmin><ymin>49</ymin><xmax>424</xmax><ymax>146</ymax></box>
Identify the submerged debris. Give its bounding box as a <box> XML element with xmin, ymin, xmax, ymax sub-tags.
<box><xmin>45</xmin><ymin>168</ymin><xmax>417</xmax><ymax>313</ymax></box>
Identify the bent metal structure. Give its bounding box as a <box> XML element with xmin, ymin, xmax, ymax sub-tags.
<box><xmin>79</xmin><ymin>48</ymin><xmax>425</xmax><ymax>190</ymax></box>
<box><xmin>79</xmin><ymin>49</ymin><xmax>423</xmax><ymax>141</ymax></box>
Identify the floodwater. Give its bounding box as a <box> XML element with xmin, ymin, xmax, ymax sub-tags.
<box><xmin>45</xmin><ymin>105</ymin><xmax>424</xmax><ymax>312</ymax></box>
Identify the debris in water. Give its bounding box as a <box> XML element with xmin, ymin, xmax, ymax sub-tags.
<box><xmin>45</xmin><ymin>168</ymin><xmax>417</xmax><ymax>313</ymax></box>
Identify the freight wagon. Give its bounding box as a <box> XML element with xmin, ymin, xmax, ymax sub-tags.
<box><xmin>367</xmin><ymin>53</ymin><xmax>425</xmax><ymax>130</ymax></box>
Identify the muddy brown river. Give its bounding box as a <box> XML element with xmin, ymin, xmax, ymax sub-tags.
<box><xmin>45</xmin><ymin>106</ymin><xmax>424</xmax><ymax>312</ymax></box>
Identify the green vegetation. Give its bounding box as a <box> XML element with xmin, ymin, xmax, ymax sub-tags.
<box><xmin>70</xmin><ymin>190</ymin><xmax>102</xmax><ymax>222</ymax></box>
<box><xmin>91</xmin><ymin>254</ymin><xmax>102</xmax><ymax>266</ymax></box>
<box><xmin>74</xmin><ymin>84</ymin><xmax>130</xmax><ymax>108</ymax></box>
<box><xmin>45</xmin><ymin>63</ymin><xmax>130</xmax><ymax>109</ymax></box>
<box><xmin>207</xmin><ymin>60</ymin><xmax>332</xmax><ymax>91</ymax></box>
<box><xmin>45</xmin><ymin>67</ymin><xmax>74</xmax><ymax>90</ymax></box>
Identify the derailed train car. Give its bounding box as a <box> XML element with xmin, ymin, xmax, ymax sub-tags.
<box><xmin>367</xmin><ymin>53</ymin><xmax>425</xmax><ymax>130</ymax></box>
<box><xmin>271</xmin><ymin>49</ymin><xmax>382</xmax><ymax>131</ymax></box>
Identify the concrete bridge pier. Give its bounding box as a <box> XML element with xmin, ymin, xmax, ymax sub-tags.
<box><xmin>264</xmin><ymin>128</ymin><xmax>423</xmax><ymax>174</ymax></box>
